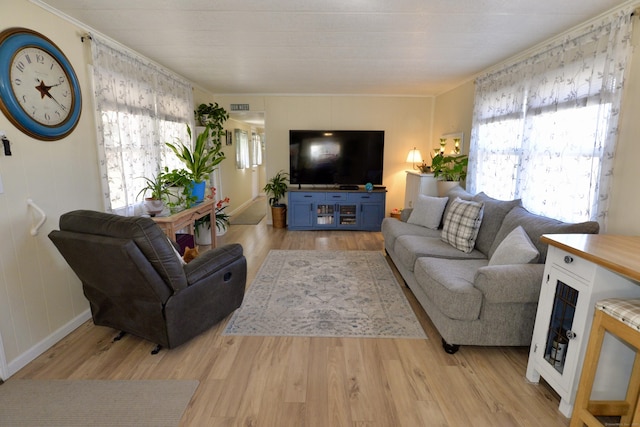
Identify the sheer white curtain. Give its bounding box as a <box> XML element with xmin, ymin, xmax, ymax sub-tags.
<box><xmin>468</xmin><ymin>9</ymin><xmax>633</xmax><ymax>229</ymax></box>
<box><xmin>235</xmin><ymin>129</ymin><xmax>250</xmax><ymax>169</ymax></box>
<box><xmin>90</xmin><ymin>36</ymin><xmax>194</xmax><ymax>215</ymax></box>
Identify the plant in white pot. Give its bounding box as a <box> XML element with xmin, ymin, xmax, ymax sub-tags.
<box><xmin>166</xmin><ymin>124</ymin><xmax>225</xmax><ymax>203</ymax></box>
<box><xmin>194</xmin><ymin>188</ymin><xmax>231</xmax><ymax>245</ymax></box>
<box><xmin>137</xmin><ymin>173</ymin><xmax>170</xmax><ymax>216</ymax></box>
<box><xmin>263</xmin><ymin>170</ymin><xmax>289</xmax><ymax>229</ymax></box>
<box><xmin>430</xmin><ymin>153</ymin><xmax>469</xmax><ymax>196</ymax></box>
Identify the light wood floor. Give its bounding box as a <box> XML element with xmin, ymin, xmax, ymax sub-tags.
<box><xmin>12</xmin><ymin>220</ymin><xmax>570</xmax><ymax>426</ymax></box>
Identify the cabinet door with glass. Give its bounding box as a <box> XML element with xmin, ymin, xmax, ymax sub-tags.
<box><xmin>315</xmin><ymin>203</ymin><xmax>337</xmax><ymax>227</ymax></box>
<box><xmin>527</xmin><ymin>264</ymin><xmax>590</xmax><ymax>407</ymax></box>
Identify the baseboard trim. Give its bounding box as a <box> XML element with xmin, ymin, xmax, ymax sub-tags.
<box><xmin>6</xmin><ymin>309</ymin><xmax>91</xmax><ymax>378</ymax></box>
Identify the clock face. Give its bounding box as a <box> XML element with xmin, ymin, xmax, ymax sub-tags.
<box><xmin>0</xmin><ymin>28</ymin><xmax>82</xmax><ymax>140</ymax></box>
<box><xmin>11</xmin><ymin>46</ymin><xmax>74</xmax><ymax>127</ymax></box>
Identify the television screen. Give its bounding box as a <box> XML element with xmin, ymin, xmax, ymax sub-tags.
<box><xmin>289</xmin><ymin>130</ymin><xmax>384</xmax><ymax>185</ymax></box>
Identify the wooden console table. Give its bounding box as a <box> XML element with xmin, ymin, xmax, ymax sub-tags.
<box><xmin>151</xmin><ymin>199</ymin><xmax>216</xmax><ymax>248</ymax></box>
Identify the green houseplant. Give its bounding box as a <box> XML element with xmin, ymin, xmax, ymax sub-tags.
<box><xmin>195</xmin><ymin>102</ymin><xmax>230</xmax><ymax>145</ymax></box>
<box><xmin>166</xmin><ymin>124</ymin><xmax>226</xmax><ymax>202</ymax></box>
<box><xmin>430</xmin><ymin>153</ymin><xmax>469</xmax><ymax>196</ymax></box>
<box><xmin>136</xmin><ymin>173</ymin><xmax>170</xmax><ymax>216</ymax></box>
<box><xmin>161</xmin><ymin>167</ymin><xmax>195</xmax><ymax>212</ymax></box>
<box><xmin>263</xmin><ymin>170</ymin><xmax>289</xmax><ymax>228</ymax></box>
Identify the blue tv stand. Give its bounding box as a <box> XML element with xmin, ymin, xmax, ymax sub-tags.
<box><xmin>288</xmin><ymin>187</ymin><xmax>386</xmax><ymax>231</ymax></box>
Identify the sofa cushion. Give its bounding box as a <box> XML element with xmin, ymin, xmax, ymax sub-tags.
<box><xmin>489</xmin><ymin>226</ymin><xmax>539</xmax><ymax>266</ymax></box>
<box><xmin>472</xmin><ymin>192</ymin><xmax>522</xmax><ymax>256</ymax></box>
<box><xmin>407</xmin><ymin>195</ymin><xmax>448</xmax><ymax>229</ymax></box>
<box><xmin>441</xmin><ymin>198</ymin><xmax>485</xmax><ymax>253</ymax></box>
<box><xmin>414</xmin><ymin>257</ymin><xmax>487</xmax><ymax>321</ymax></box>
<box><xmin>488</xmin><ymin>206</ymin><xmax>600</xmax><ymax>263</ymax></box>
<box><xmin>381</xmin><ymin>217</ymin><xmax>441</xmax><ymax>251</ymax></box>
<box><xmin>394</xmin><ymin>235</ymin><xmax>486</xmax><ymax>271</ymax></box>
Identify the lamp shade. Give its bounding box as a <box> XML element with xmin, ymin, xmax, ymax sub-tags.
<box><xmin>406</xmin><ymin>148</ymin><xmax>423</xmax><ymax>164</ymax></box>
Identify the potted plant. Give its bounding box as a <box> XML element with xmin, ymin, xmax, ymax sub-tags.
<box><xmin>430</xmin><ymin>153</ymin><xmax>469</xmax><ymax>196</ymax></box>
<box><xmin>137</xmin><ymin>173</ymin><xmax>169</xmax><ymax>216</ymax></box>
<box><xmin>161</xmin><ymin>167</ymin><xmax>195</xmax><ymax>212</ymax></box>
<box><xmin>194</xmin><ymin>188</ymin><xmax>231</xmax><ymax>245</ymax></box>
<box><xmin>194</xmin><ymin>102</ymin><xmax>229</xmax><ymax>145</ymax></box>
<box><xmin>166</xmin><ymin>124</ymin><xmax>226</xmax><ymax>202</ymax></box>
<box><xmin>263</xmin><ymin>170</ymin><xmax>289</xmax><ymax>228</ymax></box>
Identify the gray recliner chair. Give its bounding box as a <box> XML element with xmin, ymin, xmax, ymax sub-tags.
<box><xmin>48</xmin><ymin>210</ymin><xmax>246</xmax><ymax>350</ymax></box>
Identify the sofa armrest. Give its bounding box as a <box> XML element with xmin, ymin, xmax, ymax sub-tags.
<box><xmin>474</xmin><ymin>263</ymin><xmax>545</xmax><ymax>304</ymax></box>
<box><xmin>184</xmin><ymin>243</ymin><xmax>244</xmax><ymax>285</ymax></box>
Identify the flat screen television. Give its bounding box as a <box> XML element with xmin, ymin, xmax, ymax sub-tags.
<box><xmin>289</xmin><ymin>130</ymin><xmax>384</xmax><ymax>186</ymax></box>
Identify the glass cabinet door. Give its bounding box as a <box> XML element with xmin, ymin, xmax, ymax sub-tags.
<box><xmin>316</xmin><ymin>204</ymin><xmax>335</xmax><ymax>226</ymax></box>
<box><xmin>544</xmin><ymin>279</ymin><xmax>579</xmax><ymax>374</ymax></box>
<box><xmin>338</xmin><ymin>204</ymin><xmax>357</xmax><ymax>226</ymax></box>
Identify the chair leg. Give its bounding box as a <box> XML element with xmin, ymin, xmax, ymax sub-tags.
<box><xmin>112</xmin><ymin>331</ymin><xmax>127</xmax><ymax>342</ymax></box>
<box><xmin>570</xmin><ymin>310</ymin><xmax>606</xmax><ymax>427</ymax></box>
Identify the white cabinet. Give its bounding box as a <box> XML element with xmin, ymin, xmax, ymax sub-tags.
<box><xmin>404</xmin><ymin>172</ymin><xmax>437</xmax><ymax>209</ymax></box>
<box><xmin>526</xmin><ymin>235</ymin><xmax>640</xmax><ymax>417</ymax></box>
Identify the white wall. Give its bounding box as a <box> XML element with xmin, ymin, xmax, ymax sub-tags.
<box><xmin>214</xmin><ymin>95</ymin><xmax>435</xmax><ymax>216</ymax></box>
<box><xmin>0</xmin><ymin>1</ymin><xmax>102</xmax><ymax>378</ymax></box>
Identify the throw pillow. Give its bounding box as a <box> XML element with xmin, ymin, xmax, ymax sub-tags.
<box><xmin>168</xmin><ymin>237</ymin><xmax>187</xmax><ymax>265</ymax></box>
<box><xmin>441</xmin><ymin>197</ymin><xmax>484</xmax><ymax>253</ymax></box>
<box><xmin>407</xmin><ymin>195</ymin><xmax>449</xmax><ymax>229</ymax></box>
<box><xmin>489</xmin><ymin>226</ymin><xmax>540</xmax><ymax>266</ymax></box>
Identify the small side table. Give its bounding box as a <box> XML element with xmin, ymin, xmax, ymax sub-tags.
<box><xmin>151</xmin><ymin>199</ymin><xmax>216</xmax><ymax>248</ymax></box>
<box><xmin>390</xmin><ymin>211</ymin><xmax>401</xmax><ymax>220</ymax></box>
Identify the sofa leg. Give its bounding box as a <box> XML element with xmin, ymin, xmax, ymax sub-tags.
<box><xmin>151</xmin><ymin>344</ymin><xmax>162</xmax><ymax>355</ymax></box>
<box><xmin>112</xmin><ymin>331</ymin><xmax>126</xmax><ymax>342</ymax></box>
<box><xmin>442</xmin><ymin>338</ymin><xmax>460</xmax><ymax>354</ymax></box>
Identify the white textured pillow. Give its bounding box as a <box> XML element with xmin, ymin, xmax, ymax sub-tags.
<box><xmin>168</xmin><ymin>237</ymin><xmax>187</xmax><ymax>265</ymax></box>
<box><xmin>489</xmin><ymin>226</ymin><xmax>540</xmax><ymax>266</ymax></box>
<box><xmin>407</xmin><ymin>195</ymin><xmax>449</xmax><ymax>229</ymax></box>
<box><xmin>441</xmin><ymin>197</ymin><xmax>484</xmax><ymax>253</ymax></box>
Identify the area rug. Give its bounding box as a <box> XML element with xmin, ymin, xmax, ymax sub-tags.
<box><xmin>0</xmin><ymin>379</ymin><xmax>198</xmax><ymax>427</ymax></box>
<box><xmin>223</xmin><ymin>250</ymin><xmax>427</xmax><ymax>339</ymax></box>
<box><xmin>229</xmin><ymin>196</ymin><xmax>266</xmax><ymax>225</ymax></box>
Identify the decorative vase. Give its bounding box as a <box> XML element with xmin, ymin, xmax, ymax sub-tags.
<box><xmin>191</xmin><ymin>180</ymin><xmax>206</xmax><ymax>203</ymax></box>
<box><xmin>437</xmin><ymin>181</ymin><xmax>461</xmax><ymax>197</ymax></box>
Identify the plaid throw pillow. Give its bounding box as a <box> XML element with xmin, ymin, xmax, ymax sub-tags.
<box><xmin>441</xmin><ymin>197</ymin><xmax>484</xmax><ymax>253</ymax></box>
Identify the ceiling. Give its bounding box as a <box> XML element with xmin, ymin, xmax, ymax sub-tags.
<box><xmin>39</xmin><ymin>0</ymin><xmax>630</xmax><ymax>97</ymax></box>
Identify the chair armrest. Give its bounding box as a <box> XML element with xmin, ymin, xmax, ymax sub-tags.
<box><xmin>184</xmin><ymin>243</ymin><xmax>244</xmax><ymax>285</ymax></box>
<box><xmin>474</xmin><ymin>263</ymin><xmax>545</xmax><ymax>304</ymax></box>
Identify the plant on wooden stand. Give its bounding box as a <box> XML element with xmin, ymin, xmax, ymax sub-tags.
<box><xmin>137</xmin><ymin>173</ymin><xmax>170</xmax><ymax>216</ymax></box>
<box><xmin>263</xmin><ymin>170</ymin><xmax>289</xmax><ymax>229</ymax></box>
<box><xmin>166</xmin><ymin>124</ymin><xmax>226</xmax><ymax>203</ymax></box>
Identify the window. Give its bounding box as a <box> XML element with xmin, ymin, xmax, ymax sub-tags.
<box><xmin>468</xmin><ymin>10</ymin><xmax>633</xmax><ymax>227</ymax></box>
<box><xmin>90</xmin><ymin>36</ymin><xmax>194</xmax><ymax>215</ymax></box>
<box><xmin>235</xmin><ymin>129</ymin><xmax>250</xmax><ymax>169</ymax></box>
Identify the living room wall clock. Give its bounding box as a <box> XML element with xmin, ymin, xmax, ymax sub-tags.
<box><xmin>0</xmin><ymin>27</ymin><xmax>82</xmax><ymax>141</ymax></box>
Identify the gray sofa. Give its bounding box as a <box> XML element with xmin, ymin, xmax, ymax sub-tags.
<box><xmin>382</xmin><ymin>187</ymin><xmax>599</xmax><ymax>353</ymax></box>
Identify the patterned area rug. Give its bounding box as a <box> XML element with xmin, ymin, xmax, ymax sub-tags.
<box><xmin>224</xmin><ymin>250</ymin><xmax>427</xmax><ymax>339</ymax></box>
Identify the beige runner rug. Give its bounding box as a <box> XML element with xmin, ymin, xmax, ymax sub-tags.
<box><xmin>0</xmin><ymin>379</ymin><xmax>198</xmax><ymax>427</ymax></box>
